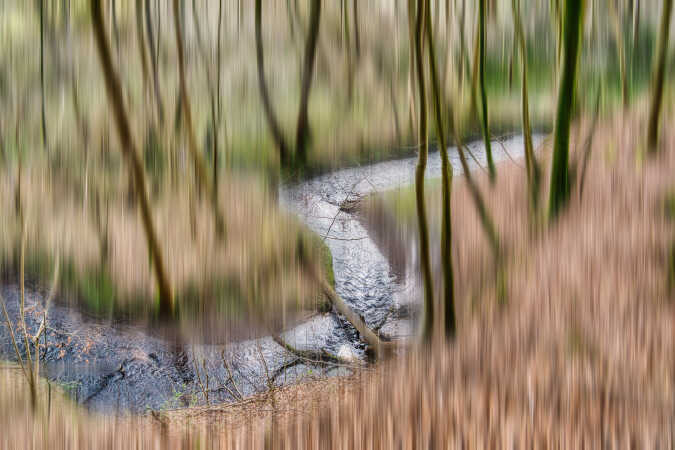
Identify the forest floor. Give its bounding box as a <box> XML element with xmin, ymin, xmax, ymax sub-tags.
<box><xmin>2</xmin><ymin>111</ymin><xmax>675</xmax><ymax>448</ymax></box>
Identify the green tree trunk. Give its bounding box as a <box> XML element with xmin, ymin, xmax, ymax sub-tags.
<box><xmin>647</xmin><ymin>0</ymin><xmax>673</xmax><ymax>152</ymax></box>
<box><xmin>352</xmin><ymin>0</ymin><xmax>361</xmax><ymax>60</ymax></box>
<box><xmin>90</xmin><ymin>0</ymin><xmax>173</xmax><ymax>317</ymax></box>
<box><xmin>548</xmin><ymin>0</ymin><xmax>585</xmax><ymax>220</ymax></box>
<box><xmin>145</xmin><ymin>0</ymin><xmax>165</xmax><ymax>125</ymax></box>
<box><xmin>135</xmin><ymin>0</ymin><xmax>150</xmax><ymax>94</ymax></box>
<box><xmin>424</xmin><ymin>0</ymin><xmax>455</xmax><ymax>338</ymax></box>
<box><xmin>609</xmin><ymin>0</ymin><xmax>628</xmax><ymax>107</ymax></box>
<box><xmin>255</xmin><ymin>0</ymin><xmax>291</xmax><ymax>165</ymax></box>
<box><xmin>173</xmin><ymin>0</ymin><xmax>226</xmax><ymax>239</ymax></box>
<box><xmin>511</xmin><ymin>0</ymin><xmax>540</xmax><ymax>211</ymax></box>
<box><xmin>478</xmin><ymin>0</ymin><xmax>496</xmax><ymax>182</ymax></box>
<box><xmin>295</xmin><ymin>0</ymin><xmax>322</xmax><ymax>166</ymax></box>
<box><xmin>414</xmin><ymin>0</ymin><xmax>435</xmax><ymax>342</ymax></box>
<box><xmin>40</xmin><ymin>0</ymin><xmax>47</xmax><ymax>153</ymax></box>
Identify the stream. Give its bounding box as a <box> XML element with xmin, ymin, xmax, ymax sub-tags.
<box><xmin>0</xmin><ymin>135</ymin><xmax>543</xmax><ymax>413</ymax></box>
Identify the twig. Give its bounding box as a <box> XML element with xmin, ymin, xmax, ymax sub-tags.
<box><xmin>323</xmin><ymin>235</ymin><xmax>369</xmax><ymax>241</ymax></box>
<box><xmin>462</xmin><ymin>144</ymin><xmax>489</xmax><ymax>174</ymax></box>
<box><xmin>272</xmin><ymin>334</ymin><xmax>354</xmax><ymax>366</ymax></box>
<box><xmin>0</xmin><ymin>292</ymin><xmax>27</xmax><ymax>379</ymax></box>
<box><xmin>192</xmin><ymin>347</ymin><xmax>210</xmax><ymax>405</ymax></box>
<box><xmin>32</xmin><ymin>254</ymin><xmax>60</xmax><ymax>346</ymax></box>
<box><xmin>321</xmin><ymin>176</ymin><xmax>365</xmax><ymax>242</ymax></box>
<box><xmin>220</xmin><ymin>350</ymin><xmax>244</xmax><ymax>401</ymax></box>
<box><xmin>494</xmin><ymin>137</ymin><xmax>525</xmax><ymax>169</ymax></box>
<box><xmin>255</xmin><ymin>342</ymin><xmax>274</xmax><ymax>392</ymax></box>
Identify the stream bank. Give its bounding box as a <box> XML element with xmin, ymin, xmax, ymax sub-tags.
<box><xmin>0</xmin><ymin>135</ymin><xmax>542</xmax><ymax>413</ymax></box>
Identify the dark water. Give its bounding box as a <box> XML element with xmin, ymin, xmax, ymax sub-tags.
<box><xmin>0</xmin><ymin>135</ymin><xmax>542</xmax><ymax>413</ymax></box>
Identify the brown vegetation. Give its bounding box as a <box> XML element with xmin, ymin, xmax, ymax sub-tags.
<box><xmin>0</xmin><ymin>170</ymin><xmax>325</xmax><ymax>337</ymax></box>
<box><xmin>2</xmin><ymin>111</ymin><xmax>674</xmax><ymax>447</ymax></box>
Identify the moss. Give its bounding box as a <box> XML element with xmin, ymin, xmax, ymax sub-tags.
<box><xmin>302</xmin><ymin>226</ymin><xmax>335</xmax><ymax>313</ymax></box>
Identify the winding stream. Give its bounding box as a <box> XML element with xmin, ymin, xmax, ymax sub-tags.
<box><xmin>0</xmin><ymin>135</ymin><xmax>542</xmax><ymax>413</ymax></box>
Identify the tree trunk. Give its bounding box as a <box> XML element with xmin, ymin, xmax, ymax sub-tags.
<box><xmin>352</xmin><ymin>0</ymin><xmax>361</xmax><ymax>60</ymax></box>
<box><xmin>511</xmin><ymin>0</ymin><xmax>540</xmax><ymax>211</ymax></box>
<box><xmin>255</xmin><ymin>0</ymin><xmax>291</xmax><ymax>166</ymax></box>
<box><xmin>40</xmin><ymin>0</ymin><xmax>47</xmax><ymax>153</ymax></box>
<box><xmin>609</xmin><ymin>0</ymin><xmax>628</xmax><ymax>107</ymax></box>
<box><xmin>216</xmin><ymin>0</ymin><xmax>223</xmax><ymax>180</ymax></box>
<box><xmin>647</xmin><ymin>0</ymin><xmax>672</xmax><ymax>152</ymax></box>
<box><xmin>478</xmin><ymin>0</ymin><xmax>496</xmax><ymax>182</ymax></box>
<box><xmin>548</xmin><ymin>0</ymin><xmax>585</xmax><ymax>219</ymax></box>
<box><xmin>414</xmin><ymin>0</ymin><xmax>435</xmax><ymax>342</ymax></box>
<box><xmin>294</xmin><ymin>0</ymin><xmax>322</xmax><ymax>167</ymax></box>
<box><xmin>135</xmin><ymin>0</ymin><xmax>150</xmax><ymax>94</ymax></box>
<box><xmin>424</xmin><ymin>0</ymin><xmax>455</xmax><ymax>338</ymax></box>
<box><xmin>90</xmin><ymin>0</ymin><xmax>173</xmax><ymax>317</ymax></box>
<box><xmin>145</xmin><ymin>0</ymin><xmax>165</xmax><ymax>125</ymax></box>
<box><xmin>631</xmin><ymin>0</ymin><xmax>640</xmax><ymax>61</ymax></box>
<box><xmin>173</xmin><ymin>0</ymin><xmax>226</xmax><ymax>239</ymax></box>
<box><xmin>407</xmin><ymin>0</ymin><xmax>418</xmax><ymax>139</ymax></box>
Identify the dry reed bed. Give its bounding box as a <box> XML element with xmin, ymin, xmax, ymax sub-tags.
<box><xmin>269</xmin><ymin>112</ymin><xmax>675</xmax><ymax>448</ymax></box>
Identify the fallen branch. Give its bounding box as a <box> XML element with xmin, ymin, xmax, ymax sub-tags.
<box><xmin>220</xmin><ymin>350</ymin><xmax>244</xmax><ymax>401</ymax></box>
<box><xmin>296</xmin><ymin>239</ymin><xmax>397</xmax><ymax>359</ymax></box>
<box><xmin>272</xmin><ymin>334</ymin><xmax>355</xmax><ymax>366</ymax></box>
<box><xmin>494</xmin><ymin>137</ymin><xmax>524</xmax><ymax>169</ymax></box>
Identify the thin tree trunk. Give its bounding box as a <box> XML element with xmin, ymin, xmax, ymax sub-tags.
<box><xmin>478</xmin><ymin>0</ymin><xmax>496</xmax><ymax>182</ymax></box>
<box><xmin>90</xmin><ymin>0</ymin><xmax>173</xmax><ymax>317</ymax></box>
<box><xmin>286</xmin><ymin>0</ymin><xmax>296</xmax><ymax>41</ymax></box>
<box><xmin>145</xmin><ymin>0</ymin><xmax>165</xmax><ymax>125</ymax></box>
<box><xmin>390</xmin><ymin>79</ymin><xmax>403</xmax><ymax>143</ymax></box>
<box><xmin>216</xmin><ymin>0</ymin><xmax>223</xmax><ymax>179</ymax></box>
<box><xmin>424</xmin><ymin>0</ymin><xmax>455</xmax><ymax>338</ymax></box>
<box><xmin>609</xmin><ymin>0</ymin><xmax>628</xmax><ymax>107</ymax></box>
<box><xmin>414</xmin><ymin>0</ymin><xmax>435</xmax><ymax>342</ymax></box>
<box><xmin>631</xmin><ymin>0</ymin><xmax>640</xmax><ymax>60</ymax></box>
<box><xmin>342</xmin><ymin>0</ymin><xmax>355</xmax><ymax>104</ymax></box>
<box><xmin>352</xmin><ymin>0</ymin><xmax>361</xmax><ymax>60</ymax></box>
<box><xmin>458</xmin><ymin>0</ymin><xmax>471</xmax><ymax>89</ymax></box>
<box><xmin>155</xmin><ymin>0</ymin><xmax>161</xmax><ymax>67</ymax></box>
<box><xmin>40</xmin><ymin>0</ymin><xmax>47</xmax><ymax>153</ymax></box>
<box><xmin>647</xmin><ymin>0</ymin><xmax>672</xmax><ymax>152</ymax></box>
<box><xmin>173</xmin><ymin>0</ymin><xmax>226</xmax><ymax>238</ymax></box>
<box><xmin>111</xmin><ymin>0</ymin><xmax>120</xmax><ymax>53</ymax></box>
<box><xmin>469</xmin><ymin>12</ymin><xmax>480</xmax><ymax>126</ymax></box>
<box><xmin>548</xmin><ymin>0</ymin><xmax>585</xmax><ymax>219</ymax></box>
<box><xmin>190</xmin><ymin>0</ymin><xmax>219</xmax><ymax>191</ymax></box>
<box><xmin>511</xmin><ymin>0</ymin><xmax>540</xmax><ymax>211</ymax></box>
<box><xmin>407</xmin><ymin>0</ymin><xmax>418</xmax><ymax>138</ymax></box>
<box><xmin>255</xmin><ymin>0</ymin><xmax>291</xmax><ymax>165</ymax></box>
<box><xmin>295</xmin><ymin>0</ymin><xmax>322</xmax><ymax>166</ymax></box>
<box><xmin>135</xmin><ymin>0</ymin><xmax>150</xmax><ymax>93</ymax></box>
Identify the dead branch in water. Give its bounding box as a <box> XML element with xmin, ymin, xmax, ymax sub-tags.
<box><xmin>296</xmin><ymin>238</ymin><xmax>397</xmax><ymax>359</ymax></box>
